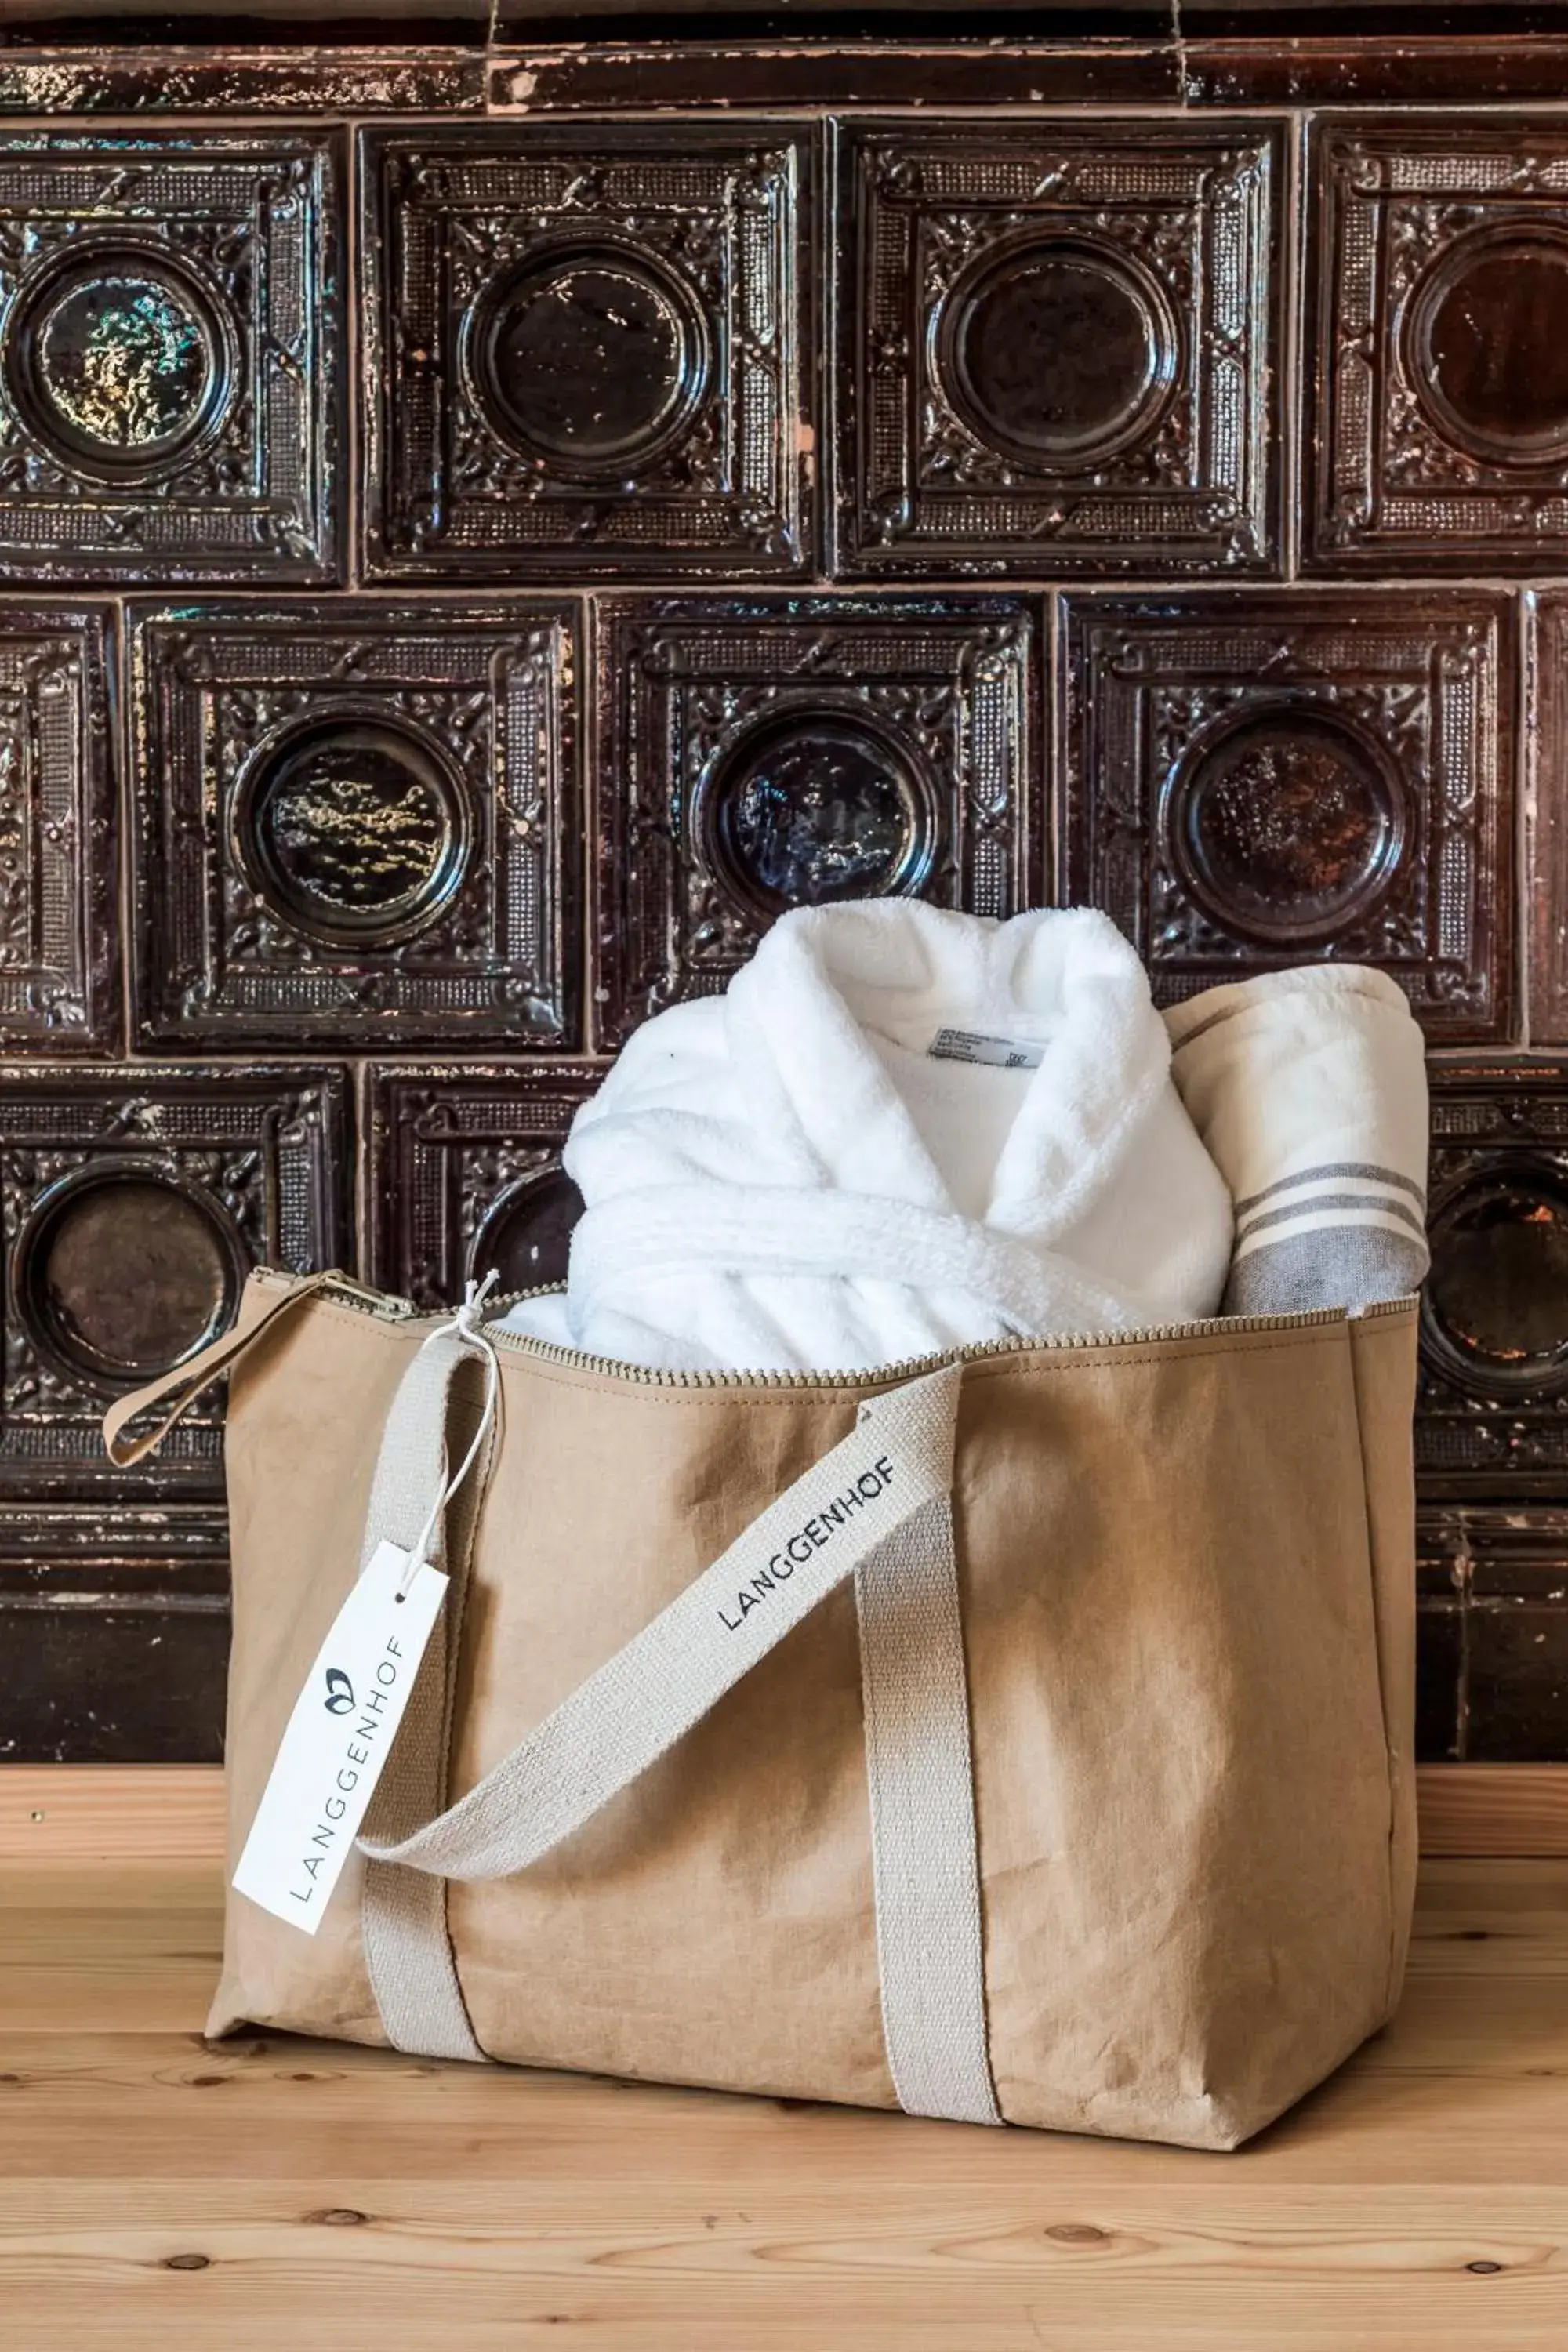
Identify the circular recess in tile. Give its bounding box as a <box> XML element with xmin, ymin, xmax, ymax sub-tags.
<box><xmin>1168</xmin><ymin>706</ymin><xmax>1407</xmax><ymax>945</ymax></box>
<box><xmin>472</xmin><ymin>1169</ymin><xmax>584</xmax><ymax>1296</ymax></box>
<box><xmin>5</xmin><ymin>245</ymin><xmax>230</xmax><ymax>477</ymax></box>
<box><xmin>1424</xmin><ymin>1167</ymin><xmax>1568</xmax><ymax>1396</ymax></box>
<box><xmin>236</xmin><ymin>716</ymin><xmax>470</xmax><ymax>949</ymax></box>
<box><xmin>471</xmin><ymin>239</ymin><xmax>708</xmax><ymax>476</ymax></box>
<box><xmin>938</xmin><ymin>236</ymin><xmax>1178</xmax><ymax>470</ymax></box>
<box><xmin>703</xmin><ymin>712</ymin><xmax>935</xmax><ymax>916</ymax></box>
<box><xmin>17</xmin><ymin>1166</ymin><xmax>245</xmax><ymax>1387</ymax></box>
<box><xmin>1408</xmin><ymin>227</ymin><xmax>1568</xmax><ymax>465</ymax></box>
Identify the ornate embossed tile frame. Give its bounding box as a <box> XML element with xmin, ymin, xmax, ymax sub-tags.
<box><xmin>0</xmin><ymin>605</ymin><xmax>114</xmax><ymax>1052</ymax></box>
<box><xmin>129</xmin><ymin>601</ymin><xmax>578</xmax><ymax>1051</ymax></box>
<box><xmin>368</xmin><ymin>1062</ymin><xmax>598</xmax><ymax>1308</ymax></box>
<box><xmin>1530</xmin><ymin>591</ymin><xmax>1568</xmax><ymax>1044</ymax></box>
<box><xmin>0</xmin><ymin>1062</ymin><xmax>347</xmax><ymax>1500</ymax></box>
<box><xmin>361</xmin><ymin>123</ymin><xmax>814</xmax><ymax>579</ymax></box>
<box><xmin>1309</xmin><ymin>117</ymin><xmax>1568</xmax><ymax>570</ymax></box>
<box><xmin>593</xmin><ymin>593</ymin><xmax>1039</xmax><ymax>1047</ymax></box>
<box><xmin>837</xmin><ymin>119</ymin><xmax>1283</xmax><ymax>575</ymax></box>
<box><xmin>0</xmin><ymin>133</ymin><xmax>340</xmax><ymax>582</ymax></box>
<box><xmin>1420</xmin><ymin>1066</ymin><xmax>1568</xmax><ymax>1498</ymax></box>
<box><xmin>1061</xmin><ymin>590</ymin><xmax>1514</xmax><ymax>1040</ymax></box>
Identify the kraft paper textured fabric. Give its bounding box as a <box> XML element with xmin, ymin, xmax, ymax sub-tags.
<box><xmin>194</xmin><ymin>1272</ymin><xmax>1418</xmax><ymax>2154</ymax></box>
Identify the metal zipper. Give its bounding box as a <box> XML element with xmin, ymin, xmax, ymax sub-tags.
<box><xmin>274</xmin><ymin>1268</ymin><xmax>1414</xmax><ymax>1388</ymax></box>
<box><xmin>292</xmin><ymin>1270</ymin><xmax>1412</xmax><ymax>1396</ymax></box>
<box><xmin>254</xmin><ymin>1266</ymin><xmax>418</xmax><ymax>1321</ymax></box>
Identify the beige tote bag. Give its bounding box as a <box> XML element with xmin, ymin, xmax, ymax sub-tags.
<box><xmin>106</xmin><ymin>1267</ymin><xmax>1418</xmax><ymax>2151</ymax></box>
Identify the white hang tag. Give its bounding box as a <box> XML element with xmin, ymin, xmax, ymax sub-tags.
<box><xmin>928</xmin><ymin>1026</ymin><xmax>1044</xmax><ymax>1071</ymax></box>
<box><xmin>231</xmin><ymin>1540</ymin><xmax>448</xmax><ymax>1936</ymax></box>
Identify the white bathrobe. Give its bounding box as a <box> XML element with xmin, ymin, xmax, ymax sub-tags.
<box><xmin>503</xmin><ymin>902</ymin><xmax>1233</xmax><ymax>1374</ymax></box>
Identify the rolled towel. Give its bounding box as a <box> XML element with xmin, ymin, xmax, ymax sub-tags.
<box><xmin>505</xmin><ymin>901</ymin><xmax>1234</xmax><ymax>1374</ymax></box>
<box><xmin>1164</xmin><ymin>966</ymin><xmax>1429</xmax><ymax>1316</ymax></box>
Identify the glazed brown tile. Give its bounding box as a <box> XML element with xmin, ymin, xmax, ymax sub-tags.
<box><xmin>0</xmin><ymin>604</ymin><xmax>115</xmax><ymax>1054</ymax></box>
<box><xmin>129</xmin><ymin>601</ymin><xmax>579</xmax><ymax>1052</ymax></box>
<box><xmin>1060</xmin><ymin>591</ymin><xmax>1515</xmax><ymax>1040</ymax></box>
<box><xmin>0</xmin><ymin>2</ymin><xmax>489</xmax><ymax>36</ymax></box>
<box><xmin>0</xmin><ymin>1559</ymin><xmax>227</xmax><ymax>1762</ymax></box>
<box><xmin>0</xmin><ymin>51</ymin><xmax>486</xmax><ymax>112</ymax></box>
<box><xmin>368</xmin><ymin>1062</ymin><xmax>600</xmax><ymax>1309</ymax></box>
<box><xmin>1466</xmin><ymin>1599</ymin><xmax>1568</xmax><ymax>1762</ymax></box>
<box><xmin>0</xmin><ymin>133</ymin><xmax>340</xmax><ymax>584</ymax></box>
<box><xmin>593</xmin><ymin>594</ymin><xmax>1040</xmax><ymax>1048</ymax></box>
<box><xmin>1414</xmin><ymin>1606</ymin><xmax>1465</xmax><ymax>1762</ymax></box>
<box><xmin>1187</xmin><ymin>0</ymin><xmax>1568</xmax><ymax>24</ymax></box>
<box><xmin>1416</xmin><ymin>1507</ymin><xmax>1568</xmax><ymax>1760</ymax></box>
<box><xmin>1417</xmin><ymin>1508</ymin><xmax>1473</xmax><ymax>1762</ymax></box>
<box><xmin>0</xmin><ymin>1062</ymin><xmax>348</xmax><ymax>1503</ymax></box>
<box><xmin>360</xmin><ymin>124</ymin><xmax>815</xmax><ymax>582</ymax></box>
<box><xmin>1459</xmin><ymin>1517</ymin><xmax>1568</xmax><ymax>1762</ymax></box>
<box><xmin>1530</xmin><ymin>592</ymin><xmax>1568</xmax><ymax>1044</ymax></box>
<box><xmin>1185</xmin><ymin>34</ymin><xmax>1568</xmax><ymax>105</ymax></box>
<box><xmin>837</xmin><ymin>119</ymin><xmax>1283</xmax><ymax>579</ymax></box>
<box><xmin>1308</xmin><ymin>117</ymin><xmax>1568</xmax><ymax>574</ymax></box>
<box><xmin>489</xmin><ymin>40</ymin><xmax>1182</xmax><ymax>112</ymax></box>
<box><xmin>492</xmin><ymin>0</ymin><xmax>1175</xmax><ymax>39</ymax></box>
<box><xmin>1419</xmin><ymin>1065</ymin><xmax>1568</xmax><ymax>1498</ymax></box>
<box><xmin>0</xmin><ymin>1494</ymin><xmax>227</xmax><ymax>1568</ymax></box>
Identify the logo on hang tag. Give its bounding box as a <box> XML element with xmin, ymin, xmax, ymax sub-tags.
<box><xmin>230</xmin><ymin>1540</ymin><xmax>448</xmax><ymax>1935</ymax></box>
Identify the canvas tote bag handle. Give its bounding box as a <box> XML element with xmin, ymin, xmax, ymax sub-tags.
<box><xmin>102</xmin><ymin>1269</ymin><xmax>339</xmax><ymax>1466</ymax></box>
<box><xmin>357</xmin><ymin>1338</ymin><xmax>1000</xmax><ymax>2127</ymax></box>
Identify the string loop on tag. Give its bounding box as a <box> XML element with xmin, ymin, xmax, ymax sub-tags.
<box><xmin>403</xmin><ymin>1269</ymin><xmax>503</xmax><ymax>1594</ymax></box>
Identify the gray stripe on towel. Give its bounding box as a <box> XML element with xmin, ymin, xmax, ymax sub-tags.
<box><xmin>1223</xmin><ymin>1225</ymin><xmax>1428</xmax><ymax>1317</ymax></box>
<box><xmin>1236</xmin><ymin>1190</ymin><xmax>1429</xmax><ymax>1244</ymax></box>
<box><xmin>1234</xmin><ymin>1161</ymin><xmax>1426</xmax><ymax>1217</ymax></box>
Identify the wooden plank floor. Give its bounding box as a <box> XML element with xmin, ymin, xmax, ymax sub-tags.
<box><xmin>3</xmin><ymin>1858</ymin><xmax>1568</xmax><ymax>2350</ymax></box>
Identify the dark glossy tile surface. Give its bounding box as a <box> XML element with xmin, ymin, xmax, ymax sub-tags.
<box><xmin>361</xmin><ymin>124</ymin><xmax>815</xmax><ymax>581</ymax></box>
<box><xmin>0</xmin><ymin>1558</ymin><xmax>227</xmax><ymax>1763</ymax></box>
<box><xmin>1185</xmin><ymin>34</ymin><xmax>1568</xmax><ymax>104</ymax></box>
<box><xmin>1466</xmin><ymin>1595</ymin><xmax>1568</xmax><ymax>1762</ymax></box>
<box><xmin>0</xmin><ymin>50</ymin><xmax>486</xmax><ymax>112</ymax></box>
<box><xmin>0</xmin><ymin>605</ymin><xmax>115</xmax><ymax>1054</ymax></box>
<box><xmin>368</xmin><ymin>1061</ymin><xmax>598</xmax><ymax>1308</ymax></box>
<box><xmin>0</xmin><ymin>27</ymin><xmax>1555</xmax><ymax>1766</ymax></box>
<box><xmin>1309</xmin><ymin>117</ymin><xmax>1568</xmax><ymax>574</ymax></box>
<box><xmin>1532</xmin><ymin>592</ymin><xmax>1568</xmax><ymax>1046</ymax></box>
<box><xmin>1061</xmin><ymin>591</ymin><xmax>1514</xmax><ymax>1040</ymax></box>
<box><xmin>0</xmin><ymin>1063</ymin><xmax>348</xmax><ymax>1502</ymax></box>
<box><xmin>0</xmin><ymin>3</ymin><xmax>490</xmax><ymax>38</ymax></box>
<box><xmin>593</xmin><ymin>593</ymin><xmax>1040</xmax><ymax>1047</ymax></box>
<box><xmin>1421</xmin><ymin>1506</ymin><xmax>1568</xmax><ymax>1762</ymax></box>
<box><xmin>0</xmin><ymin>134</ymin><xmax>340</xmax><ymax>583</ymax></box>
<box><xmin>1414</xmin><ymin>1598</ymin><xmax>1465</xmax><ymax>1764</ymax></box>
<box><xmin>837</xmin><ymin>120</ymin><xmax>1282</xmax><ymax>579</ymax></box>
<box><xmin>129</xmin><ymin>601</ymin><xmax>579</xmax><ymax>1051</ymax></box>
<box><xmin>488</xmin><ymin>41</ymin><xmax>1184</xmax><ymax>111</ymax></box>
<box><xmin>1416</xmin><ymin>1508</ymin><xmax>1568</xmax><ymax>1761</ymax></box>
<box><xmin>1419</xmin><ymin>1066</ymin><xmax>1568</xmax><ymax>1499</ymax></box>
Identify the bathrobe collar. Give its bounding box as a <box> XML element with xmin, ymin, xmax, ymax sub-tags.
<box><xmin>723</xmin><ymin>902</ymin><xmax>1173</xmax><ymax>1244</ymax></box>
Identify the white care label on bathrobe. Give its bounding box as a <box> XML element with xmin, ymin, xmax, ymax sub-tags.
<box><xmin>928</xmin><ymin>1026</ymin><xmax>1044</xmax><ymax>1071</ymax></box>
<box><xmin>231</xmin><ymin>1541</ymin><xmax>448</xmax><ymax>1935</ymax></box>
